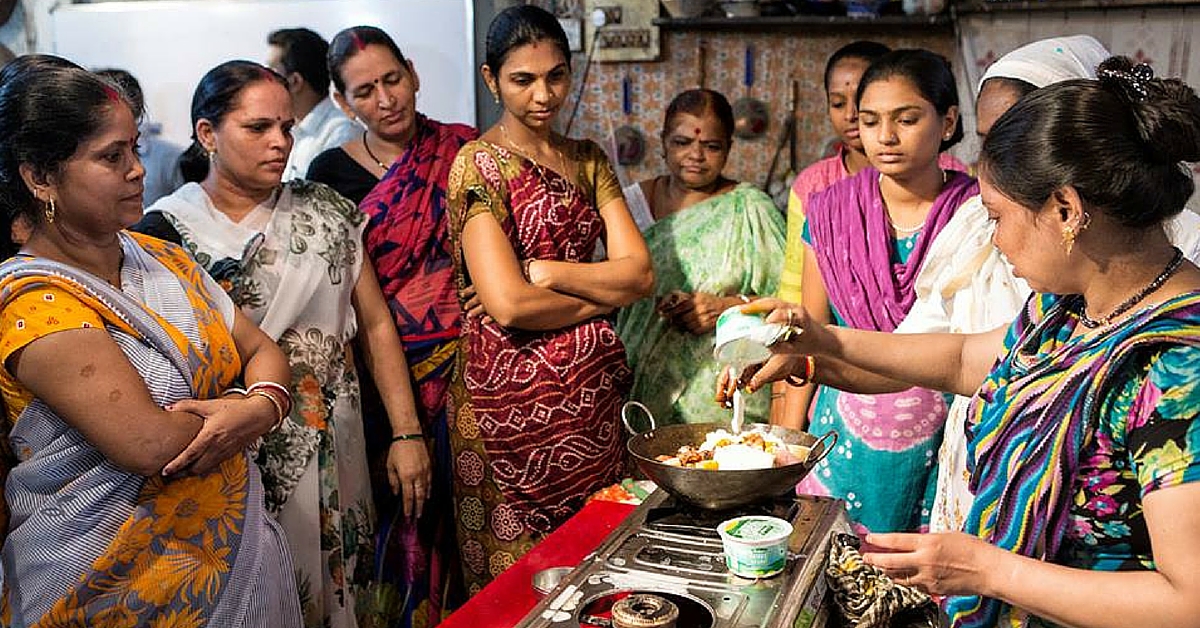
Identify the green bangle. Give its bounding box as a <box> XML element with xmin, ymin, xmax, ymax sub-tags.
<box><xmin>391</xmin><ymin>433</ymin><xmax>425</xmax><ymax>443</ymax></box>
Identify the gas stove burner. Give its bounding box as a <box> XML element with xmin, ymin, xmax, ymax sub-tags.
<box><xmin>577</xmin><ymin>590</ymin><xmax>713</xmax><ymax>628</ymax></box>
<box><xmin>516</xmin><ymin>490</ymin><xmax>852</xmax><ymax>628</ymax></box>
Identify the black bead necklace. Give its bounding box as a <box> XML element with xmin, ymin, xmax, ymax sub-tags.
<box><xmin>362</xmin><ymin>131</ymin><xmax>388</xmax><ymax>171</ymax></box>
<box><xmin>1078</xmin><ymin>247</ymin><xmax>1185</xmax><ymax>329</ymax></box>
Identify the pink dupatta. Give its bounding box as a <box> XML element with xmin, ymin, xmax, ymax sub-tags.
<box><xmin>806</xmin><ymin>167</ymin><xmax>978</xmax><ymax>331</ymax></box>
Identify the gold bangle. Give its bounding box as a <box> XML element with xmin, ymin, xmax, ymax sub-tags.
<box><xmin>248</xmin><ymin>389</ymin><xmax>286</xmax><ymax>431</ymax></box>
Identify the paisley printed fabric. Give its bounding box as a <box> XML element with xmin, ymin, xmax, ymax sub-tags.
<box><xmin>0</xmin><ymin>232</ymin><xmax>299</xmax><ymax>627</ymax></box>
<box><xmin>947</xmin><ymin>291</ymin><xmax>1200</xmax><ymax>628</ymax></box>
<box><xmin>148</xmin><ymin>181</ymin><xmax>376</xmax><ymax>628</ymax></box>
<box><xmin>447</xmin><ymin>139</ymin><xmax>630</xmax><ymax>595</ymax></box>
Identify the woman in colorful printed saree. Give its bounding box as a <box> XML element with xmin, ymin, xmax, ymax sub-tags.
<box><xmin>787</xmin><ymin>50</ymin><xmax>977</xmax><ymax>533</ymax></box>
<box><xmin>447</xmin><ymin>5</ymin><xmax>653</xmax><ymax>595</ymax></box>
<box><xmin>0</xmin><ymin>56</ymin><xmax>301</xmax><ymax>627</ymax></box>
<box><xmin>615</xmin><ymin>88</ymin><xmax>785</xmax><ymax>426</ymax></box>
<box><xmin>327</xmin><ymin>25</ymin><xmax>480</xmax><ymax>626</ymax></box>
<box><xmin>723</xmin><ymin>57</ymin><xmax>1200</xmax><ymax>628</ymax></box>
<box><xmin>136</xmin><ymin>61</ymin><xmax>426</xmax><ymax>628</ymax></box>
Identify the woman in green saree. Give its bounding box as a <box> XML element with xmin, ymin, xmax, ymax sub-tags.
<box><xmin>616</xmin><ymin>89</ymin><xmax>786</xmax><ymax>426</ymax></box>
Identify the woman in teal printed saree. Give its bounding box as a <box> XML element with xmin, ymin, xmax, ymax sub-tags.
<box><xmin>616</xmin><ymin>89</ymin><xmax>785</xmax><ymax>426</ymax></box>
<box><xmin>0</xmin><ymin>57</ymin><xmax>300</xmax><ymax>627</ymax></box>
<box><xmin>720</xmin><ymin>58</ymin><xmax>1200</xmax><ymax>628</ymax></box>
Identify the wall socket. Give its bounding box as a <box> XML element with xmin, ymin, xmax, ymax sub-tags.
<box><xmin>594</xmin><ymin>5</ymin><xmax>623</xmax><ymax>24</ymax></box>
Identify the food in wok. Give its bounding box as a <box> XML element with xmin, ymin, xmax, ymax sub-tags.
<box><xmin>654</xmin><ymin>427</ymin><xmax>811</xmax><ymax>471</ymax></box>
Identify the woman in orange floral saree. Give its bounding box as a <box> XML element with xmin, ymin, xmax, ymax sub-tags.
<box><xmin>0</xmin><ymin>234</ymin><xmax>302</xmax><ymax>627</ymax></box>
<box><xmin>0</xmin><ymin>56</ymin><xmax>300</xmax><ymax>627</ymax></box>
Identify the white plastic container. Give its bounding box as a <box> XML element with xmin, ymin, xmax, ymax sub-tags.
<box><xmin>713</xmin><ymin>306</ymin><xmax>788</xmax><ymax>365</ymax></box>
<box><xmin>717</xmin><ymin>515</ymin><xmax>793</xmax><ymax>578</ymax></box>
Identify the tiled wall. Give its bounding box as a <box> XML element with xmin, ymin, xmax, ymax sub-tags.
<box><xmin>564</xmin><ymin>28</ymin><xmax>957</xmax><ymax>194</ymax></box>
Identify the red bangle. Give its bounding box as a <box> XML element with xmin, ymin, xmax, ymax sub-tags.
<box><xmin>247</xmin><ymin>381</ymin><xmax>292</xmax><ymax>430</ymax></box>
<box><xmin>785</xmin><ymin>355</ymin><xmax>816</xmax><ymax>387</ymax></box>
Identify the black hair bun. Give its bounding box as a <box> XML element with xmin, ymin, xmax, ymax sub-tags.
<box><xmin>1098</xmin><ymin>55</ymin><xmax>1200</xmax><ymax>165</ymax></box>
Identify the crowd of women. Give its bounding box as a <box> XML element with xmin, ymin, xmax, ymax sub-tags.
<box><xmin>0</xmin><ymin>2</ymin><xmax>1197</xmax><ymax>627</ymax></box>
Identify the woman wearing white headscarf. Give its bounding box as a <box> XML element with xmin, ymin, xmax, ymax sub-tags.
<box><xmin>815</xmin><ymin>35</ymin><xmax>1200</xmax><ymax>533</ymax></box>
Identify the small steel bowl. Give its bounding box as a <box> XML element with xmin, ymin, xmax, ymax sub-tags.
<box><xmin>532</xmin><ymin>566</ymin><xmax>573</xmax><ymax>596</ymax></box>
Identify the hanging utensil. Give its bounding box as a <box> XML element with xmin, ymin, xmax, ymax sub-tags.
<box><xmin>613</xmin><ymin>75</ymin><xmax>645</xmax><ymax>166</ymax></box>
<box><xmin>765</xmin><ymin>79</ymin><xmax>799</xmax><ymax>195</ymax></box>
<box><xmin>732</xmin><ymin>45</ymin><xmax>769</xmax><ymax>140</ymax></box>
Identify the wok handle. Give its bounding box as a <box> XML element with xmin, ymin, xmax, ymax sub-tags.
<box><xmin>621</xmin><ymin>401</ymin><xmax>656</xmax><ymax>435</ymax></box>
<box><xmin>808</xmin><ymin>429</ymin><xmax>838</xmax><ymax>466</ymax></box>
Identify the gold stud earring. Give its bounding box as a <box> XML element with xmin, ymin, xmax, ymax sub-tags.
<box><xmin>44</xmin><ymin>198</ymin><xmax>56</xmax><ymax>224</ymax></box>
<box><xmin>491</xmin><ymin>91</ymin><xmax>500</xmax><ymax>104</ymax></box>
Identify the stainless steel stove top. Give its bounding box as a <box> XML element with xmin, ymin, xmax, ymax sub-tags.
<box><xmin>516</xmin><ymin>490</ymin><xmax>851</xmax><ymax>628</ymax></box>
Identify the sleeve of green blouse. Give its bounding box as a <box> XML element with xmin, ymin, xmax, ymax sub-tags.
<box><xmin>1127</xmin><ymin>344</ymin><xmax>1200</xmax><ymax>498</ymax></box>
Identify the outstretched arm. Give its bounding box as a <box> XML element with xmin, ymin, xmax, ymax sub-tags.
<box><xmin>865</xmin><ymin>482</ymin><xmax>1200</xmax><ymax>628</ymax></box>
<box><xmin>720</xmin><ymin>298</ymin><xmax>1007</xmax><ymax>400</ymax></box>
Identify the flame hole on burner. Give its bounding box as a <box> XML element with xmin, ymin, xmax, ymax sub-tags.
<box><xmin>578</xmin><ymin>590</ymin><xmax>714</xmax><ymax>628</ymax></box>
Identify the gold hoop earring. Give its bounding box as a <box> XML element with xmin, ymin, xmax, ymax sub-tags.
<box><xmin>44</xmin><ymin>199</ymin><xmax>56</xmax><ymax>224</ymax></box>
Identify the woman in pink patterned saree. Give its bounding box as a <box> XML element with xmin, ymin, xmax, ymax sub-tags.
<box><xmin>446</xmin><ymin>5</ymin><xmax>653</xmax><ymax>594</ymax></box>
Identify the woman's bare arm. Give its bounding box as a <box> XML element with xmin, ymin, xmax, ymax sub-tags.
<box><xmin>9</xmin><ymin>328</ymin><xmax>206</xmax><ymax>476</ymax></box>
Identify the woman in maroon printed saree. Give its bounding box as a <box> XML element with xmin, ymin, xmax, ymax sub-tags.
<box><xmin>446</xmin><ymin>6</ymin><xmax>653</xmax><ymax>594</ymax></box>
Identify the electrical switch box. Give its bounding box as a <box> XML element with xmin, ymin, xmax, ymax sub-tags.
<box><xmin>584</xmin><ymin>0</ymin><xmax>660</xmax><ymax>63</ymax></box>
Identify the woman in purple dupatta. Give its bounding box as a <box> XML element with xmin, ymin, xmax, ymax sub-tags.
<box><xmin>330</xmin><ymin>25</ymin><xmax>479</xmax><ymax>627</ymax></box>
<box><xmin>794</xmin><ymin>50</ymin><xmax>978</xmax><ymax>533</ymax></box>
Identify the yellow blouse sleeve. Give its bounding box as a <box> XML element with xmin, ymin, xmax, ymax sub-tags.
<box><xmin>578</xmin><ymin>139</ymin><xmax>623</xmax><ymax>210</ymax></box>
<box><xmin>0</xmin><ymin>286</ymin><xmax>105</xmax><ymax>423</ymax></box>
<box><xmin>0</xmin><ymin>286</ymin><xmax>104</xmax><ymax>365</ymax></box>
<box><xmin>447</xmin><ymin>140</ymin><xmax>511</xmax><ymax>232</ymax></box>
<box><xmin>776</xmin><ymin>190</ymin><xmax>807</xmax><ymax>303</ymax></box>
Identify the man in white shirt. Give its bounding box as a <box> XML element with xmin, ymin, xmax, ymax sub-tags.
<box><xmin>267</xmin><ymin>27</ymin><xmax>358</xmax><ymax>181</ymax></box>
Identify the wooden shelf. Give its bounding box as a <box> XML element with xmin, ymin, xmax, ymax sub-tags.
<box><xmin>954</xmin><ymin>0</ymin><xmax>1200</xmax><ymax>13</ymax></box>
<box><xmin>653</xmin><ymin>14</ymin><xmax>953</xmax><ymax>31</ymax></box>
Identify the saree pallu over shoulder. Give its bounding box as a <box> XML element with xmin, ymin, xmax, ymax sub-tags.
<box><xmin>360</xmin><ymin>115</ymin><xmax>478</xmax><ymax>347</ymax></box>
<box><xmin>949</xmin><ymin>292</ymin><xmax>1200</xmax><ymax>628</ymax></box>
<box><xmin>805</xmin><ymin>168</ymin><xmax>978</xmax><ymax>332</ymax></box>
<box><xmin>0</xmin><ymin>233</ymin><xmax>286</xmax><ymax>628</ymax></box>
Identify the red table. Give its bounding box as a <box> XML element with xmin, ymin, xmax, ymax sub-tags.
<box><xmin>440</xmin><ymin>500</ymin><xmax>636</xmax><ymax>628</ymax></box>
